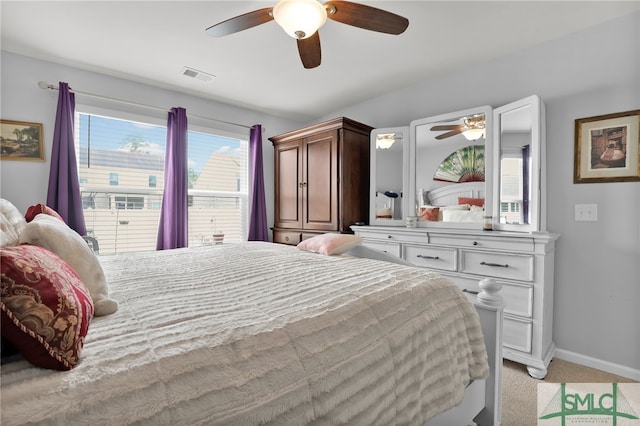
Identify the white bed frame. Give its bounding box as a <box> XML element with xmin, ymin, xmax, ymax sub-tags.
<box><xmin>426</xmin><ymin>181</ymin><xmax>485</xmax><ymax>207</ymax></box>
<box><xmin>425</xmin><ymin>278</ymin><xmax>503</xmax><ymax>426</ymax></box>
<box><xmin>346</xmin><ymin>246</ymin><xmax>504</xmax><ymax>426</ymax></box>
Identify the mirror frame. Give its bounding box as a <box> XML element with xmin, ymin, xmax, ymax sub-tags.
<box><xmin>492</xmin><ymin>94</ymin><xmax>546</xmax><ymax>232</ymax></box>
<box><xmin>409</xmin><ymin>105</ymin><xmax>494</xmax><ymax>229</ymax></box>
<box><xmin>369</xmin><ymin>126</ymin><xmax>410</xmax><ymax>226</ymax></box>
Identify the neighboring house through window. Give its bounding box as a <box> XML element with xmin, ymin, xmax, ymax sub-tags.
<box><xmin>76</xmin><ymin>109</ymin><xmax>248</xmax><ymax>254</ymax></box>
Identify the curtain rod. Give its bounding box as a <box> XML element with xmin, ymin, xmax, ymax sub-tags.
<box><xmin>37</xmin><ymin>81</ymin><xmax>260</xmax><ymax>132</ymax></box>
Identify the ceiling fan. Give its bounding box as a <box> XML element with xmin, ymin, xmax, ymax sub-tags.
<box><xmin>431</xmin><ymin>114</ymin><xmax>486</xmax><ymax>141</ymax></box>
<box><xmin>205</xmin><ymin>0</ymin><xmax>409</xmax><ymax>69</ymax></box>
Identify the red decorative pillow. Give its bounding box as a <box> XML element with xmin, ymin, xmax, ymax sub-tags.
<box><xmin>0</xmin><ymin>245</ymin><xmax>94</xmax><ymax>370</ymax></box>
<box><xmin>25</xmin><ymin>204</ymin><xmax>65</xmax><ymax>223</ymax></box>
<box><xmin>458</xmin><ymin>197</ymin><xmax>485</xmax><ymax>207</ymax></box>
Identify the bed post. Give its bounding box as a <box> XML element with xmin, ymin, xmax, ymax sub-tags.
<box><xmin>473</xmin><ymin>278</ymin><xmax>504</xmax><ymax>426</ymax></box>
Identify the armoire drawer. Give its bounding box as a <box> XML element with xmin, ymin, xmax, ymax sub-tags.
<box><xmin>461</xmin><ymin>250</ymin><xmax>534</xmax><ymax>281</ymax></box>
<box><xmin>361</xmin><ymin>240</ymin><xmax>401</xmax><ymax>258</ymax></box>
<box><xmin>273</xmin><ymin>230</ymin><xmax>301</xmax><ymax>245</ymax></box>
<box><xmin>404</xmin><ymin>244</ymin><xmax>457</xmax><ymax>272</ymax></box>
<box><xmin>504</xmin><ymin>317</ymin><xmax>533</xmax><ymax>354</ymax></box>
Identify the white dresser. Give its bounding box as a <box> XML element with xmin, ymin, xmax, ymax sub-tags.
<box><xmin>353</xmin><ymin>225</ymin><xmax>559</xmax><ymax>379</ymax></box>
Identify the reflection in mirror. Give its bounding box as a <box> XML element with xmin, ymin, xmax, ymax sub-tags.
<box><xmin>499</xmin><ymin>104</ymin><xmax>532</xmax><ymax>225</ymax></box>
<box><xmin>372</xmin><ymin>130</ymin><xmax>405</xmax><ymax>224</ymax></box>
<box><xmin>411</xmin><ymin>106</ymin><xmax>492</xmax><ymax>227</ymax></box>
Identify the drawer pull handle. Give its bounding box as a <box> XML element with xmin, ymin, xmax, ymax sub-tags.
<box><xmin>473</xmin><ymin>241</ymin><xmax>479</xmax><ymax>246</ymax></box>
<box><xmin>463</xmin><ymin>289</ymin><xmax>479</xmax><ymax>295</ymax></box>
<box><xmin>285</xmin><ymin>236</ymin><xmax>289</xmax><ymax>241</ymax></box>
<box><xmin>417</xmin><ymin>254</ymin><xmax>439</xmax><ymax>260</ymax></box>
<box><xmin>480</xmin><ymin>261</ymin><xmax>509</xmax><ymax>268</ymax></box>
<box><xmin>387</xmin><ymin>235</ymin><xmax>393</xmax><ymax>239</ymax></box>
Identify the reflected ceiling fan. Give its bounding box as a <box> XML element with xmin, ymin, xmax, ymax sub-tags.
<box><xmin>431</xmin><ymin>114</ymin><xmax>486</xmax><ymax>141</ymax></box>
<box><xmin>206</xmin><ymin>0</ymin><xmax>409</xmax><ymax>69</ymax></box>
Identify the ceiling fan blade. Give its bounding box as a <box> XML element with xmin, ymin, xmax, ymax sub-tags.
<box><xmin>325</xmin><ymin>1</ymin><xmax>409</xmax><ymax>35</ymax></box>
<box><xmin>297</xmin><ymin>32</ymin><xmax>321</xmax><ymax>69</ymax></box>
<box><xmin>431</xmin><ymin>125</ymin><xmax>462</xmax><ymax>131</ymax></box>
<box><xmin>435</xmin><ymin>130</ymin><xmax>462</xmax><ymax>140</ymax></box>
<box><xmin>206</xmin><ymin>8</ymin><xmax>274</xmax><ymax>37</ymax></box>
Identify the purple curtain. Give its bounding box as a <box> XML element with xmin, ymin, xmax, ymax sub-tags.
<box><xmin>156</xmin><ymin>107</ymin><xmax>188</xmax><ymax>250</ymax></box>
<box><xmin>46</xmin><ymin>82</ymin><xmax>87</xmax><ymax>235</ymax></box>
<box><xmin>247</xmin><ymin>124</ymin><xmax>269</xmax><ymax>241</ymax></box>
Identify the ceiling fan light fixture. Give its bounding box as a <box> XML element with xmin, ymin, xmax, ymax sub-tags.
<box><xmin>272</xmin><ymin>0</ymin><xmax>327</xmax><ymax>40</ymax></box>
<box><xmin>462</xmin><ymin>128</ymin><xmax>485</xmax><ymax>141</ymax></box>
<box><xmin>376</xmin><ymin>133</ymin><xmax>397</xmax><ymax>150</ymax></box>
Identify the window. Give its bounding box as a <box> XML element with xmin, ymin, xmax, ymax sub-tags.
<box><xmin>76</xmin><ymin>110</ymin><xmax>248</xmax><ymax>255</ymax></box>
<box><xmin>114</xmin><ymin>196</ymin><xmax>144</xmax><ymax>210</ymax></box>
<box><xmin>109</xmin><ymin>172</ymin><xmax>119</xmax><ymax>186</ymax></box>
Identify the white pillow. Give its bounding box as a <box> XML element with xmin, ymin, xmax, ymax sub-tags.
<box><xmin>0</xmin><ymin>199</ymin><xmax>26</xmax><ymax>248</ymax></box>
<box><xmin>19</xmin><ymin>214</ymin><xmax>118</xmax><ymax>316</ymax></box>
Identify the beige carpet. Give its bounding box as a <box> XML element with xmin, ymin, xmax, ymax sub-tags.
<box><xmin>501</xmin><ymin>359</ymin><xmax>638</xmax><ymax>425</ymax></box>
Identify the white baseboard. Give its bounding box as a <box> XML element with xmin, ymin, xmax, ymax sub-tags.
<box><xmin>554</xmin><ymin>348</ymin><xmax>640</xmax><ymax>381</ymax></box>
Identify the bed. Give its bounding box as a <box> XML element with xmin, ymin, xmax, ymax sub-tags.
<box><xmin>418</xmin><ymin>182</ymin><xmax>486</xmax><ymax>224</ymax></box>
<box><xmin>1</xmin><ymin>238</ymin><xmax>503</xmax><ymax>425</ymax></box>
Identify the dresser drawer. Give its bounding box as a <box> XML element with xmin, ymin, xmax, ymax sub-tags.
<box><xmin>461</xmin><ymin>250</ymin><xmax>534</xmax><ymax>281</ymax></box>
<box><xmin>361</xmin><ymin>240</ymin><xmax>401</xmax><ymax>258</ymax></box>
<box><xmin>273</xmin><ymin>230</ymin><xmax>301</xmax><ymax>245</ymax></box>
<box><xmin>447</xmin><ymin>275</ymin><xmax>533</xmax><ymax>318</ymax></box>
<box><xmin>429</xmin><ymin>234</ymin><xmax>535</xmax><ymax>252</ymax></box>
<box><xmin>504</xmin><ymin>317</ymin><xmax>533</xmax><ymax>354</ymax></box>
<box><xmin>356</xmin><ymin>230</ymin><xmax>428</xmax><ymax>244</ymax></box>
<box><xmin>448</xmin><ymin>276</ymin><xmax>533</xmax><ymax>318</ymax></box>
<box><xmin>404</xmin><ymin>244</ymin><xmax>457</xmax><ymax>272</ymax></box>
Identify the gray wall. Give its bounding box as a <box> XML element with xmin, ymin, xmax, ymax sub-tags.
<box><xmin>1</xmin><ymin>11</ymin><xmax>638</xmax><ymax>378</ymax></box>
<box><xmin>0</xmin><ymin>51</ymin><xmax>303</xmax><ymax>236</ymax></box>
<box><xmin>320</xmin><ymin>12</ymin><xmax>640</xmax><ymax>378</ymax></box>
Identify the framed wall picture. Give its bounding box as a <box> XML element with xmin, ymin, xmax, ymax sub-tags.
<box><xmin>574</xmin><ymin>109</ymin><xmax>640</xmax><ymax>183</ymax></box>
<box><xmin>0</xmin><ymin>119</ymin><xmax>45</xmax><ymax>161</ymax></box>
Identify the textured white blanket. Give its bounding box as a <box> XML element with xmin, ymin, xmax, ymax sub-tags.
<box><xmin>1</xmin><ymin>242</ymin><xmax>488</xmax><ymax>425</ymax></box>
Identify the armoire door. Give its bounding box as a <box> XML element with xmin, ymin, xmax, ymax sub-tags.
<box><xmin>303</xmin><ymin>130</ymin><xmax>339</xmax><ymax>231</ymax></box>
<box><xmin>274</xmin><ymin>140</ymin><xmax>303</xmax><ymax>229</ymax></box>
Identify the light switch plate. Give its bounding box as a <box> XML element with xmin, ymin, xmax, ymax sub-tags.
<box><xmin>575</xmin><ymin>204</ymin><xmax>598</xmax><ymax>221</ymax></box>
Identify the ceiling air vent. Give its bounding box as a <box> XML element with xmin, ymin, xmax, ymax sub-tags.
<box><xmin>181</xmin><ymin>67</ymin><xmax>215</xmax><ymax>82</ymax></box>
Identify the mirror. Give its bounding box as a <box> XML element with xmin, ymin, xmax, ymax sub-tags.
<box><xmin>493</xmin><ymin>95</ymin><xmax>545</xmax><ymax>232</ymax></box>
<box><xmin>409</xmin><ymin>106</ymin><xmax>493</xmax><ymax>228</ymax></box>
<box><xmin>369</xmin><ymin>126</ymin><xmax>409</xmax><ymax>226</ymax></box>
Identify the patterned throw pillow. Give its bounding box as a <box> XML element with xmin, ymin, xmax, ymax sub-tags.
<box><xmin>0</xmin><ymin>245</ymin><xmax>94</xmax><ymax>370</ymax></box>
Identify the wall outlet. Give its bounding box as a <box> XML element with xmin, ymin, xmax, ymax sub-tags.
<box><xmin>575</xmin><ymin>204</ymin><xmax>598</xmax><ymax>221</ymax></box>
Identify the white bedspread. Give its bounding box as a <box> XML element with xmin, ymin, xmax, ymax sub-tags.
<box><xmin>1</xmin><ymin>242</ymin><xmax>488</xmax><ymax>425</ymax></box>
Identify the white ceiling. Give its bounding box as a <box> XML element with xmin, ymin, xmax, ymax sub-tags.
<box><xmin>2</xmin><ymin>1</ymin><xmax>638</xmax><ymax>122</ymax></box>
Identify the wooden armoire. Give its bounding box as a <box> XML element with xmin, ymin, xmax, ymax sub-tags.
<box><xmin>269</xmin><ymin>117</ymin><xmax>373</xmax><ymax>245</ymax></box>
